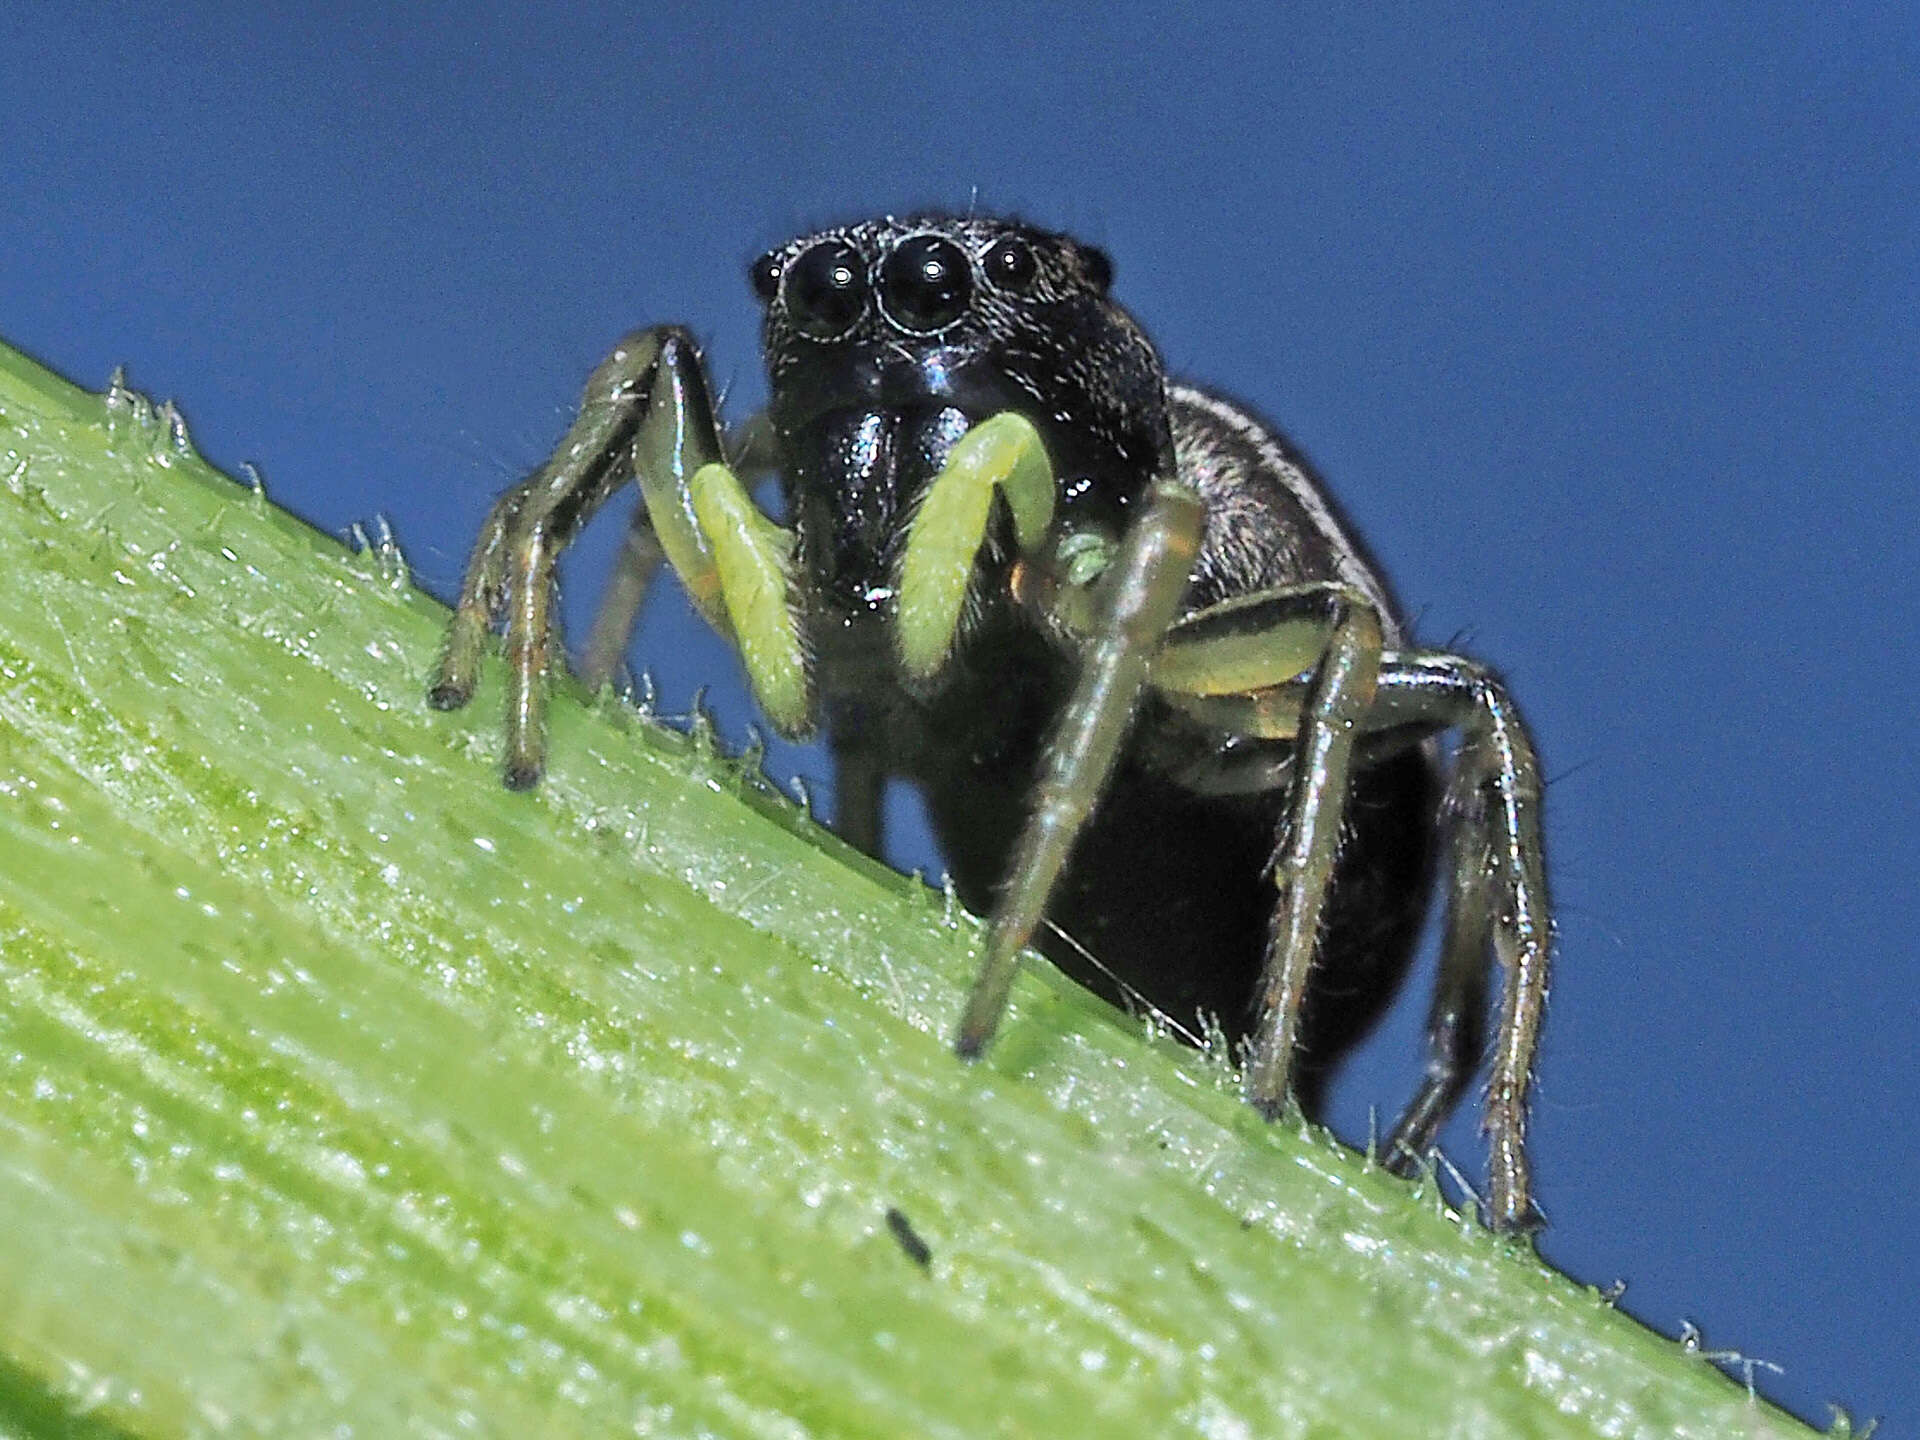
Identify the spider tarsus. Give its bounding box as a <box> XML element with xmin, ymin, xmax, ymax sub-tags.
<box><xmin>426</xmin><ymin>678</ymin><xmax>472</xmax><ymax>711</ymax></box>
<box><xmin>1381</xmin><ymin>1145</ymin><xmax>1424</xmax><ymax>1180</ymax></box>
<box><xmin>953</xmin><ymin>998</ymin><xmax>1002</xmax><ymax>1061</ymax></box>
<box><xmin>1489</xmin><ymin>1198</ymin><xmax>1547</xmax><ymax>1238</ymax></box>
<box><xmin>1247</xmin><ymin>1092</ymin><xmax>1291</xmax><ymax>1124</ymax></box>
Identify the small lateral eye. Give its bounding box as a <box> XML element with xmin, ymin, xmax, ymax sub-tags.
<box><xmin>982</xmin><ymin>236</ymin><xmax>1038</xmax><ymax>291</ymax></box>
<box><xmin>784</xmin><ymin>239</ymin><xmax>869</xmax><ymax>339</ymax></box>
<box><xmin>1078</xmin><ymin>244</ymin><xmax>1114</xmax><ymax>294</ymax></box>
<box><xmin>749</xmin><ymin>252</ymin><xmax>781</xmax><ymax>302</ymax></box>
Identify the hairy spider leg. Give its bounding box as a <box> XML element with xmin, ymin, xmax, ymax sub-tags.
<box><xmin>429</xmin><ymin>333</ymin><xmax>670</xmax><ymax>786</ymax></box>
<box><xmin>1377</xmin><ymin>760</ymin><xmax>1494</xmax><ymax>1173</ymax></box>
<box><xmin>1367</xmin><ymin>655</ymin><xmax>1550</xmax><ymax>1233</ymax></box>
<box><xmin>1154</xmin><ymin>612</ymin><xmax>1549</xmax><ymax>1232</ymax></box>
<box><xmin>1253</xmin><ymin>596</ymin><xmax>1384</xmax><ymax>1121</ymax></box>
<box><xmin>1153</xmin><ymin>585</ymin><xmax>1387</xmax><ymax>1106</ymax></box>
<box><xmin>578</xmin><ymin>521</ymin><xmax>664</xmax><ymax>691</ymax></box>
<box><xmin>954</xmin><ymin>479</ymin><xmax>1207</xmax><ymax>1057</ymax></box>
<box><xmin>429</xmin><ymin>326</ymin><xmax>810</xmax><ymax>785</ymax></box>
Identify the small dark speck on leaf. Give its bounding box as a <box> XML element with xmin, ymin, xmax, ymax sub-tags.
<box><xmin>885</xmin><ymin>1206</ymin><xmax>932</xmax><ymax>1269</ymax></box>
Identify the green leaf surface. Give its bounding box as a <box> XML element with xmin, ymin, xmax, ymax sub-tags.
<box><xmin>0</xmin><ymin>340</ymin><xmax>1825</xmax><ymax>1437</ymax></box>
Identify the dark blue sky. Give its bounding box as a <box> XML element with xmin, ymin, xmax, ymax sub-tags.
<box><xmin>6</xmin><ymin>6</ymin><xmax>1914</xmax><ymax>1429</ymax></box>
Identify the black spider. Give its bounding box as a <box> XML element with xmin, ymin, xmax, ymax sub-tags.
<box><xmin>430</xmin><ymin>213</ymin><xmax>1551</xmax><ymax>1232</ymax></box>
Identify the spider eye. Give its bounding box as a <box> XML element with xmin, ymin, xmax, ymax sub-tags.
<box><xmin>982</xmin><ymin>236</ymin><xmax>1037</xmax><ymax>291</ymax></box>
<box><xmin>749</xmin><ymin>252</ymin><xmax>781</xmax><ymax>302</ymax></box>
<box><xmin>880</xmin><ymin>234</ymin><xmax>973</xmax><ymax>333</ymax></box>
<box><xmin>784</xmin><ymin>240</ymin><xmax>869</xmax><ymax>339</ymax></box>
<box><xmin>1078</xmin><ymin>244</ymin><xmax>1114</xmax><ymax>294</ymax></box>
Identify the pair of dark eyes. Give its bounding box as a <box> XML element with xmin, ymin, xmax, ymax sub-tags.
<box><xmin>750</xmin><ymin>234</ymin><xmax>1061</xmax><ymax>340</ymax></box>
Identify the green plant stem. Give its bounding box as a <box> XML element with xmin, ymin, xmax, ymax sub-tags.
<box><xmin>0</xmin><ymin>339</ymin><xmax>1828</xmax><ymax>1438</ymax></box>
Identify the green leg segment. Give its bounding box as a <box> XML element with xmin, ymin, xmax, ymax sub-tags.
<box><xmin>1148</xmin><ymin>584</ymin><xmax>1376</xmax><ymax>741</ymax></box>
<box><xmin>626</xmin><ymin>336</ymin><xmax>729</xmax><ymax>632</ymax></box>
<box><xmin>614</xmin><ymin>342</ymin><xmax>809</xmax><ymax>736</ymax></box>
<box><xmin>1152</xmin><ymin>587</ymin><xmax>1351</xmax><ymax>698</ymax></box>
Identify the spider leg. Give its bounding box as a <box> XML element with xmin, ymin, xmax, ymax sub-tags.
<box><xmin>579</xmin><ymin>408</ymin><xmax>780</xmax><ymax>693</ymax></box>
<box><xmin>430</xmin><ymin>484</ymin><xmax>528</xmax><ymax>715</ymax></box>
<box><xmin>683</xmin><ymin>459</ymin><xmax>809</xmax><ymax>734</ymax></box>
<box><xmin>1369</xmin><ymin>654</ymin><xmax>1550</xmax><ymax>1231</ymax></box>
<box><xmin>829</xmin><ymin>719</ymin><xmax>888</xmax><ymax>856</ymax></box>
<box><xmin>578</xmin><ymin>513</ymin><xmax>664</xmax><ymax>691</ymax></box>
<box><xmin>1149</xmin><ymin>604</ymin><xmax>1549</xmax><ymax>1230</ymax></box>
<box><xmin>1224</xmin><ymin>593</ymin><xmax>1385</xmax><ymax>1120</ymax></box>
<box><xmin>954</xmin><ymin>479</ymin><xmax>1206</xmax><ymax>1057</ymax></box>
<box><xmin>430</xmin><ymin>332</ymin><xmax>668</xmax><ymax>786</ymax></box>
<box><xmin>1144</xmin><ymin>586</ymin><xmax>1397</xmax><ymax>1112</ymax></box>
<box><xmin>429</xmin><ymin>327</ymin><xmax>810</xmax><ymax>786</ymax></box>
<box><xmin>1378</xmin><ymin>764</ymin><xmax>1493</xmax><ymax>1174</ymax></box>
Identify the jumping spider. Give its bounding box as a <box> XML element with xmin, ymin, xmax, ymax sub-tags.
<box><xmin>429</xmin><ymin>214</ymin><xmax>1551</xmax><ymax>1232</ymax></box>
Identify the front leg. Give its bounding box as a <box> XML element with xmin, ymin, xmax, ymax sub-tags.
<box><xmin>428</xmin><ymin>332</ymin><xmax>661</xmax><ymax>786</ymax></box>
<box><xmin>429</xmin><ymin>327</ymin><xmax>809</xmax><ymax>787</ymax></box>
<box><xmin>954</xmin><ymin>479</ymin><xmax>1206</xmax><ymax>1056</ymax></box>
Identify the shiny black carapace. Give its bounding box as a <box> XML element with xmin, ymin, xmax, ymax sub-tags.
<box><xmin>431</xmin><ymin>214</ymin><xmax>1552</xmax><ymax>1232</ymax></box>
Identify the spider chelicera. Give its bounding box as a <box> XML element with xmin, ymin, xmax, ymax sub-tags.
<box><xmin>429</xmin><ymin>213</ymin><xmax>1552</xmax><ymax>1232</ymax></box>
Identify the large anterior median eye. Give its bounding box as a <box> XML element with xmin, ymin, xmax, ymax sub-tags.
<box><xmin>880</xmin><ymin>234</ymin><xmax>973</xmax><ymax>333</ymax></box>
<box><xmin>784</xmin><ymin>240</ymin><xmax>869</xmax><ymax>339</ymax></box>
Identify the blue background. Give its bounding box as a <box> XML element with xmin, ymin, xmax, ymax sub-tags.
<box><xmin>4</xmin><ymin>5</ymin><xmax>1913</xmax><ymax>1429</ymax></box>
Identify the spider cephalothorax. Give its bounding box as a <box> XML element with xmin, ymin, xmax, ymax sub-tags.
<box><xmin>430</xmin><ymin>212</ymin><xmax>1553</xmax><ymax>1233</ymax></box>
<box><xmin>754</xmin><ymin>218</ymin><xmax>1168</xmax><ymax>692</ymax></box>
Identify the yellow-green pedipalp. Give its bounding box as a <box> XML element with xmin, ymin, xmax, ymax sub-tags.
<box><xmin>896</xmin><ymin>412</ymin><xmax>1055</xmax><ymax>680</ymax></box>
<box><xmin>689</xmin><ymin>461</ymin><xmax>811</xmax><ymax>735</ymax></box>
